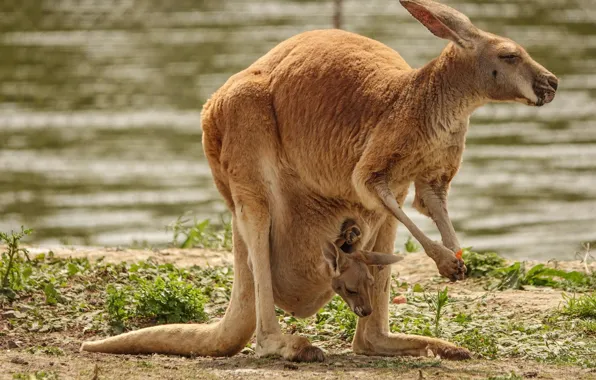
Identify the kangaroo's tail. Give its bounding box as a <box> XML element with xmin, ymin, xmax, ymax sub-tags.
<box><xmin>81</xmin><ymin>218</ymin><xmax>255</xmax><ymax>356</ymax></box>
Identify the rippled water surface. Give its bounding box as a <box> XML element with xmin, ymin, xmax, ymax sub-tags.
<box><xmin>1</xmin><ymin>0</ymin><xmax>595</xmax><ymax>259</ymax></box>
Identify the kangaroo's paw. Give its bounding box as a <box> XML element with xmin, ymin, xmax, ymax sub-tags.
<box><xmin>427</xmin><ymin>241</ymin><xmax>466</xmax><ymax>281</ymax></box>
<box><xmin>257</xmin><ymin>334</ymin><xmax>325</xmax><ymax>362</ymax></box>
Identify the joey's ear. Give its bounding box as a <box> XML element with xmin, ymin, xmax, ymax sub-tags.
<box><xmin>323</xmin><ymin>242</ymin><xmax>344</xmax><ymax>276</ymax></box>
<box><xmin>400</xmin><ymin>0</ymin><xmax>479</xmax><ymax>49</ymax></box>
<box><xmin>352</xmin><ymin>250</ymin><xmax>404</xmax><ymax>266</ymax></box>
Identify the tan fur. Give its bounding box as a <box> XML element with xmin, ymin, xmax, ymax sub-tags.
<box><xmin>81</xmin><ymin>0</ymin><xmax>557</xmax><ymax>361</ymax></box>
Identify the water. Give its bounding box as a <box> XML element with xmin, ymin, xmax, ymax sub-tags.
<box><xmin>1</xmin><ymin>0</ymin><xmax>595</xmax><ymax>260</ymax></box>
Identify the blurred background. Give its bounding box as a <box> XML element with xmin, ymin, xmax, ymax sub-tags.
<box><xmin>0</xmin><ymin>0</ymin><xmax>594</xmax><ymax>260</ymax></box>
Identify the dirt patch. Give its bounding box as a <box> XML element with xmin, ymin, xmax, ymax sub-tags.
<box><xmin>2</xmin><ymin>246</ymin><xmax>595</xmax><ymax>379</ymax></box>
<box><xmin>25</xmin><ymin>246</ymin><xmax>234</xmax><ymax>268</ymax></box>
<box><xmin>3</xmin><ymin>350</ymin><xmax>595</xmax><ymax>380</ymax></box>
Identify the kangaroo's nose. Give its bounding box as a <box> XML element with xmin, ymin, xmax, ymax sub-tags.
<box><xmin>548</xmin><ymin>75</ymin><xmax>559</xmax><ymax>91</ymax></box>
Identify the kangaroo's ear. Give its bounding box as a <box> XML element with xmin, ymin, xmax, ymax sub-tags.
<box><xmin>400</xmin><ymin>0</ymin><xmax>478</xmax><ymax>49</ymax></box>
<box><xmin>352</xmin><ymin>250</ymin><xmax>404</xmax><ymax>266</ymax></box>
<box><xmin>323</xmin><ymin>242</ymin><xmax>345</xmax><ymax>276</ymax></box>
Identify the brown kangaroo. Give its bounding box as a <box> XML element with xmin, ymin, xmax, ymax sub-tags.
<box><xmin>81</xmin><ymin>0</ymin><xmax>558</xmax><ymax>362</ymax></box>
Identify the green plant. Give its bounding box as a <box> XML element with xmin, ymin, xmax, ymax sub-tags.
<box><xmin>487</xmin><ymin>373</ymin><xmax>523</xmax><ymax>380</ymax></box>
<box><xmin>494</xmin><ymin>262</ymin><xmax>594</xmax><ymax>291</ymax></box>
<box><xmin>105</xmin><ymin>274</ymin><xmax>208</xmax><ymax>331</ymax></box>
<box><xmin>454</xmin><ymin>328</ymin><xmax>499</xmax><ymax>359</ymax></box>
<box><xmin>0</xmin><ymin>226</ymin><xmax>32</xmax><ymax>294</ymax></box>
<box><xmin>26</xmin><ymin>345</ymin><xmax>65</xmax><ymax>356</ymax></box>
<box><xmin>13</xmin><ymin>371</ymin><xmax>59</xmax><ymax>380</ymax></box>
<box><xmin>404</xmin><ymin>236</ymin><xmax>420</xmax><ymax>253</ymax></box>
<box><xmin>424</xmin><ymin>287</ymin><xmax>450</xmax><ymax>337</ymax></box>
<box><xmin>168</xmin><ymin>214</ymin><xmax>232</xmax><ymax>251</ymax></box>
<box><xmin>461</xmin><ymin>248</ymin><xmax>506</xmax><ymax>277</ymax></box>
<box><xmin>560</xmin><ymin>293</ymin><xmax>596</xmax><ymax>319</ymax></box>
<box><xmin>315</xmin><ymin>296</ymin><xmax>358</xmax><ymax>340</ymax></box>
<box><xmin>135</xmin><ymin>275</ymin><xmax>208</xmax><ymax>324</ymax></box>
<box><xmin>43</xmin><ymin>282</ymin><xmax>62</xmax><ymax>305</ymax></box>
<box><xmin>106</xmin><ymin>284</ymin><xmax>130</xmax><ymax>331</ymax></box>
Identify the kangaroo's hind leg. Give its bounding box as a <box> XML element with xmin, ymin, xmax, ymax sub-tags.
<box><xmin>352</xmin><ymin>217</ymin><xmax>471</xmax><ymax>360</ymax></box>
<box><xmin>221</xmin><ymin>76</ymin><xmax>325</xmax><ymax>363</ymax></box>
<box><xmin>337</xmin><ymin>218</ymin><xmax>362</xmax><ymax>253</ymax></box>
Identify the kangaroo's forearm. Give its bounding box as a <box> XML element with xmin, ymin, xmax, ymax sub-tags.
<box><xmin>415</xmin><ymin>181</ymin><xmax>460</xmax><ymax>252</ymax></box>
<box><xmin>375</xmin><ymin>185</ymin><xmax>437</xmax><ymax>255</ymax></box>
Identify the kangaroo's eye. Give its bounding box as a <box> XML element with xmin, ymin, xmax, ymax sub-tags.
<box><xmin>345</xmin><ymin>287</ymin><xmax>357</xmax><ymax>295</ymax></box>
<box><xmin>499</xmin><ymin>54</ymin><xmax>519</xmax><ymax>63</ymax></box>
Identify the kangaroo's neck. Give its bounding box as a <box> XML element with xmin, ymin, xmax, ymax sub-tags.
<box><xmin>412</xmin><ymin>43</ymin><xmax>486</xmax><ymax>135</ymax></box>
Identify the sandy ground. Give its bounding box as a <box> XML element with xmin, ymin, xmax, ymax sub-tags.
<box><xmin>2</xmin><ymin>246</ymin><xmax>596</xmax><ymax>379</ymax></box>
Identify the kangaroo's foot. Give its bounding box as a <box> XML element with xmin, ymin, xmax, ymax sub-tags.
<box><xmin>353</xmin><ymin>330</ymin><xmax>471</xmax><ymax>360</ymax></box>
<box><xmin>338</xmin><ymin>219</ymin><xmax>362</xmax><ymax>253</ymax></box>
<box><xmin>257</xmin><ymin>334</ymin><xmax>325</xmax><ymax>362</ymax></box>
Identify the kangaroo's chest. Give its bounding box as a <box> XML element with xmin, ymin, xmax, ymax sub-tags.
<box><xmin>396</xmin><ymin>119</ymin><xmax>468</xmax><ymax>184</ymax></box>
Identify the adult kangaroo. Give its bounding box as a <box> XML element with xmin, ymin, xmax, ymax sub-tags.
<box><xmin>82</xmin><ymin>0</ymin><xmax>558</xmax><ymax>361</ymax></box>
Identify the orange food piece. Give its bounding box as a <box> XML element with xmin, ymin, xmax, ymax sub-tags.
<box><xmin>392</xmin><ymin>296</ymin><xmax>407</xmax><ymax>304</ymax></box>
<box><xmin>455</xmin><ymin>249</ymin><xmax>463</xmax><ymax>260</ymax></box>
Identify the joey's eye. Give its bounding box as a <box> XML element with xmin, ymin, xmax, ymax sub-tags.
<box><xmin>345</xmin><ymin>287</ymin><xmax>357</xmax><ymax>295</ymax></box>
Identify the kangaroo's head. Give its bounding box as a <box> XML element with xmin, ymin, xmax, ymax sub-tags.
<box><xmin>323</xmin><ymin>242</ymin><xmax>403</xmax><ymax>317</ymax></box>
<box><xmin>400</xmin><ymin>0</ymin><xmax>558</xmax><ymax>107</ymax></box>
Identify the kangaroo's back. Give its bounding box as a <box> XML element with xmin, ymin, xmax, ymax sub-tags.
<box><xmin>202</xmin><ymin>29</ymin><xmax>415</xmax><ymax>201</ymax></box>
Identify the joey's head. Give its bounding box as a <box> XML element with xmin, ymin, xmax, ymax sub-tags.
<box><xmin>400</xmin><ymin>0</ymin><xmax>558</xmax><ymax>107</ymax></box>
<box><xmin>323</xmin><ymin>242</ymin><xmax>403</xmax><ymax>317</ymax></box>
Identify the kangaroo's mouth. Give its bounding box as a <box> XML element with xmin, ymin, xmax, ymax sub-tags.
<box><xmin>532</xmin><ymin>79</ymin><xmax>558</xmax><ymax>107</ymax></box>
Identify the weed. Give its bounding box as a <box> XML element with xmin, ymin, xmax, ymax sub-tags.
<box><xmin>487</xmin><ymin>373</ymin><xmax>523</xmax><ymax>380</ymax></box>
<box><xmin>43</xmin><ymin>282</ymin><xmax>62</xmax><ymax>305</ymax></box>
<box><xmin>494</xmin><ymin>262</ymin><xmax>595</xmax><ymax>291</ymax></box>
<box><xmin>315</xmin><ymin>296</ymin><xmax>358</xmax><ymax>341</ymax></box>
<box><xmin>13</xmin><ymin>371</ymin><xmax>59</xmax><ymax>380</ymax></box>
<box><xmin>404</xmin><ymin>236</ymin><xmax>420</xmax><ymax>253</ymax></box>
<box><xmin>461</xmin><ymin>248</ymin><xmax>506</xmax><ymax>277</ymax></box>
<box><xmin>1</xmin><ymin>226</ymin><xmax>32</xmax><ymax>296</ymax></box>
<box><xmin>454</xmin><ymin>328</ymin><xmax>499</xmax><ymax>359</ymax></box>
<box><xmin>359</xmin><ymin>358</ymin><xmax>441</xmax><ymax>369</ymax></box>
<box><xmin>106</xmin><ymin>285</ymin><xmax>131</xmax><ymax>331</ymax></box>
<box><xmin>454</xmin><ymin>312</ymin><xmax>472</xmax><ymax>324</ymax></box>
<box><xmin>105</xmin><ymin>275</ymin><xmax>208</xmax><ymax>330</ymax></box>
<box><xmin>577</xmin><ymin>320</ymin><xmax>596</xmax><ymax>335</ymax></box>
<box><xmin>424</xmin><ymin>287</ymin><xmax>450</xmax><ymax>337</ymax></box>
<box><xmin>26</xmin><ymin>345</ymin><xmax>65</xmax><ymax>356</ymax></box>
<box><xmin>134</xmin><ymin>275</ymin><xmax>208</xmax><ymax>324</ymax></box>
<box><xmin>168</xmin><ymin>213</ymin><xmax>232</xmax><ymax>251</ymax></box>
<box><xmin>560</xmin><ymin>293</ymin><xmax>596</xmax><ymax>319</ymax></box>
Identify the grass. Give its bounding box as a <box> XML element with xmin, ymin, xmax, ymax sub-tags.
<box><xmin>12</xmin><ymin>371</ymin><xmax>59</xmax><ymax>380</ymax></box>
<box><xmin>423</xmin><ymin>287</ymin><xmax>450</xmax><ymax>337</ymax></box>
<box><xmin>2</xmin><ymin>225</ymin><xmax>596</xmax><ymax>373</ymax></box>
<box><xmin>461</xmin><ymin>248</ymin><xmax>506</xmax><ymax>278</ymax></box>
<box><xmin>1</xmin><ymin>251</ymin><xmax>595</xmax><ymax>368</ymax></box>
<box><xmin>461</xmin><ymin>247</ymin><xmax>596</xmax><ymax>292</ymax></box>
<box><xmin>404</xmin><ymin>236</ymin><xmax>420</xmax><ymax>253</ymax></box>
<box><xmin>560</xmin><ymin>293</ymin><xmax>596</xmax><ymax>319</ymax></box>
<box><xmin>389</xmin><ymin>290</ymin><xmax>595</xmax><ymax>366</ymax></box>
<box><xmin>1</xmin><ymin>226</ymin><xmax>33</xmax><ymax>297</ymax></box>
<box><xmin>167</xmin><ymin>213</ymin><xmax>232</xmax><ymax>250</ymax></box>
<box><xmin>487</xmin><ymin>373</ymin><xmax>523</xmax><ymax>380</ymax></box>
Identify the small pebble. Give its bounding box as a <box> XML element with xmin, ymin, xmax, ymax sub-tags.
<box><xmin>392</xmin><ymin>296</ymin><xmax>407</xmax><ymax>304</ymax></box>
<box><xmin>10</xmin><ymin>357</ymin><xmax>28</xmax><ymax>365</ymax></box>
